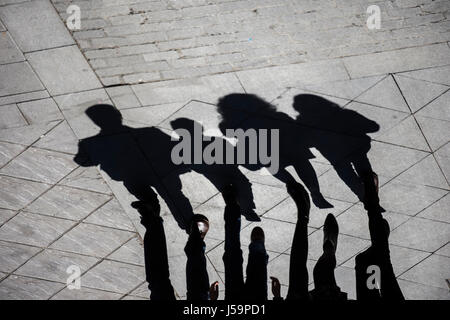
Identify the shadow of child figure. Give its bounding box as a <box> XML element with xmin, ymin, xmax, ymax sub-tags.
<box><xmin>293</xmin><ymin>94</ymin><xmax>380</xmax><ymax>202</ymax></box>
<box><xmin>217</xmin><ymin>93</ymin><xmax>332</xmax><ymax>209</ymax></box>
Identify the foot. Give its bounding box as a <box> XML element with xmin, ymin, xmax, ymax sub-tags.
<box><xmin>286</xmin><ymin>180</ymin><xmax>310</xmax><ymax>222</ymax></box>
<box><xmin>250</xmin><ymin>226</ymin><xmax>265</xmax><ymax>243</ymax></box>
<box><xmin>190</xmin><ymin>214</ymin><xmax>210</xmax><ymax>240</ymax></box>
<box><xmin>361</xmin><ymin>171</ymin><xmax>380</xmax><ymax>210</ymax></box>
<box><xmin>323</xmin><ymin>213</ymin><xmax>339</xmax><ymax>252</ymax></box>
<box><xmin>311</xmin><ymin>193</ymin><xmax>334</xmax><ymax>209</ymax></box>
<box><xmin>243</xmin><ymin>209</ymin><xmax>261</xmax><ymax>222</ymax></box>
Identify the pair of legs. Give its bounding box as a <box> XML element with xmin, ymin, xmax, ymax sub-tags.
<box><xmin>283</xmin><ymin>181</ymin><xmax>345</xmax><ymax>300</ymax></box>
<box><xmin>136</xmin><ymin>189</ymin><xmax>214</xmax><ymax>300</ymax></box>
<box><xmin>355</xmin><ymin>172</ymin><xmax>404</xmax><ymax>300</ymax></box>
<box><xmin>133</xmin><ymin>191</ymin><xmax>175</xmax><ymax>300</ymax></box>
<box><xmin>222</xmin><ymin>185</ymin><xmax>268</xmax><ymax>301</ymax></box>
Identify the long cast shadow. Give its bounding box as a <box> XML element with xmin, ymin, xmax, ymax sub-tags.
<box><xmin>217</xmin><ymin>93</ymin><xmax>380</xmax><ymax>205</ymax></box>
<box><xmin>74</xmin><ymin>104</ymin><xmax>260</xmax><ymax>232</ymax></box>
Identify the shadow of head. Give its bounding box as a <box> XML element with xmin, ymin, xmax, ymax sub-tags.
<box><xmin>86</xmin><ymin>104</ymin><xmax>123</xmax><ymax>130</ymax></box>
<box><xmin>217</xmin><ymin>93</ymin><xmax>277</xmax><ymax>115</ymax></box>
<box><xmin>170</xmin><ymin>117</ymin><xmax>202</xmax><ymax>134</ymax></box>
<box><xmin>293</xmin><ymin>94</ymin><xmax>341</xmax><ymax>120</ymax></box>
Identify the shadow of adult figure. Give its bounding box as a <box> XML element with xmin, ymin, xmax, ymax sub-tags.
<box><xmin>217</xmin><ymin>93</ymin><xmax>332</xmax><ymax>209</ymax></box>
<box><xmin>293</xmin><ymin>94</ymin><xmax>380</xmax><ymax>202</ymax></box>
<box><xmin>74</xmin><ymin>105</ymin><xmax>259</xmax><ymax>232</ymax></box>
<box><xmin>73</xmin><ymin>104</ymin><xmax>194</xmax><ymax>230</ymax></box>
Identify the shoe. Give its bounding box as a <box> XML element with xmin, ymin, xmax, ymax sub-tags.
<box><xmin>323</xmin><ymin>213</ymin><xmax>339</xmax><ymax>252</ymax></box>
<box><xmin>250</xmin><ymin>226</ymin><xmax>265</xmax><ymax>243</ymax></box>
<box><xmin>286</xmin><ymin>180</ymin><xmax>310</xmax><ymax>222</ymax></box>
<box><xmin>311</xmin><ymin>192</ymin><xmax>334</xmax><ymax>209</ymax></box>
<box><xmin>190</xmin><ymin>214</ymin><xmax>209</xmax><ymax>239</ymax></box>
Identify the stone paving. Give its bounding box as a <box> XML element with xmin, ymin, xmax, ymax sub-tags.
<box><xmin>0</xmin><ymin>0</ymin><xmax>449</xmax><ymax>300</ymax></box>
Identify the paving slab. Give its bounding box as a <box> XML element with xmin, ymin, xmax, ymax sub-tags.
<box><xmin>33</xmin><ymin>121</ymin><xmax>79</xmax><ymax>154</ymax></box>
<box><xmin>400</xmin><ymin>254</ymin><xmax>450</xmax><ymax>290</ymax></box>
<box><xmin>84</xmin><ymin>198</ymin><xmax>135</xmax><ymax>232</ymax></box>
<box><xmin>26</xmin><ymin>46</ymin><xmax>102</xmax><ymax>96</ymax></box>
<box><xmin>0</xmin><ymin>147</ymin><xmax>77</xmax><ymax>184</ymax></box>
<box><xmin>0</xmin><ymin>211</ymin><xmax>75</xmax><ymax>247</ymax></box>
<box><xmin>389</xmin><ymin>217</ymin><xmax>450</xmax><ymax>252</ymax></box>
<box><xmin>0</xmin><ymin>31</ymin><xmax>24</xmax><ymax>64</ymax></box>
<box><xmin>52</xmin><ymin>286</ymin><xmax>122</xmax><ymax>300</ymax></box>
<box><xmin>0</xmin><ymin>275</ymin><xmax>64</xmax><ymax>300</ymax></box>
<box><xmin>50</xmin><ymin>222</ymin><xmax>135</xmax><ymax>258</ymax></box>
<box><xmin>0</xmin><ymin>175</ymin><xmax>49</xmax><ymax>210</ymax></box>
<box><xmin>132</xmin><ymin>73</ymin><xmax>244</xmax><ymax>106</ymax></box>
<box><xmin>376</xmin><ymin>115</ymin><xmax>430</xmax><ymax>151</ymax></box>
<box><xmin>55</xmin><ymin>89</ymin><xmax>111</xmax><ymax>139</ymax></box>
<box><xmin>394</xmin><ymin>75</ymin><xmax>448</xmax><ymax>112</ymax></box>
<box><xmin>81</xmin><ymin>260</ymin><xmax>145</xmax><ymax>294</ymax></box>
<box><xmin>17</xmin><ymin>98</ymin><xmax>64</xmax><ymax>124</ymax></box>
<box><xmin>0</xmin><ymin>208</ymin><xmax>15</xmax><ymax>225</ymax></box>
<box><xmin>0</xmin><ymin>240</ymin><xmax>41</xmax><ymax>273</ymax></box>
<box><xmin>418</xmin><ymin>193</ymin><xmax>450</xmax><ymax>223</ymax></box>
<box><xmin>15</xmin><ymin>248</ymin><xmax>99</xmax><ymax>283</ymax></box>
<box><xmin>58</xmin><ymin>166</ymin><xmax>111</xmax><ymax>195</ymax></box>
<box><xmin>108</xmin><ymin>236</ymin><xmax>145</xmax><ymax>266</ymax></box>
<box><xmin>26</xmin><ymin>185</ymin><xmax>111</xmax><ymax>220</ymax></box>
<box><xmin>397</xmin><ymin>65</ymin><xmax>450</xmax><ymax>86</ymax></box>
<box><xmin>398</xmin><ymin>279</ymin><xmax>450</xmax><ymax>300</ymax></box>
<box><xmin>415</xmin><ymin>115</ymin><xmax>450</xmax><ymax>151</ymax></box>
<box><xmin>0</xmin><ymin>121</ymin><xmax>59</xmax><ymax>146</ymax></box>
<box><xmin>106</xmin><ymin>86</ymin><xmax>142</xmax><ymax>110</ymax></box>
<box><xmin>379</xmin><ymin>180</ymin><xmax>447</xmax><ymax>216</ymax></box>
<box><xmin>353</xmin><ymin>75</ymin><xmax>410</xmax><ymax>113</ymax></box>
<box><xmin>0</xmin><ymin>141</ymin><xmax>24</xmax><ymax>167</ymax></box>
<box><xmin>0</xmin><ymin>62</ymin><xmax>44</xmax><ymax>97</ymax></box>
<box><xmin>416</xmin><ymin>90</ymin><xmax>450</xmax><ymax>121</ymax></box>
<box><xmin>0</xmin><ymin>0</ymin><xmax>74</xmax><ymax>52</ymax></box>
<box><xmin>343</xmin><ymin>44</ymin><xmax>450</xmax><ymax>78</ymax></box>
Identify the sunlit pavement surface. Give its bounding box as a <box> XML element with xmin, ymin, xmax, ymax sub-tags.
<box><xmin>0</xmin><ymin>0</ymin><xmax>448</xmax><ymax>300</ymax></box>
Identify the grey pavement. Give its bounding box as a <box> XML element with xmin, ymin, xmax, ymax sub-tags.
<box><xmin>0</xmin><ymin>0</ymin><xmax>449</xmax><ymax>300</ymax></box>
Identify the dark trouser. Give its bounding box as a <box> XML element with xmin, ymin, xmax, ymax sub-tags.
<box><xmin>286</xmin><ymin>218</ymin><xmax>309</xmax><ymax>300</ymax></box>
<box><xmin>222</xmin><ymin>203</ymin><xmax>244</xmax><ymax>300</ymax></box>
<box><xmin>185</xmin><ymin>231</ymin><xmax>210</xmax><ymax>301</ymax></box>
<box><xmin>141</xmin><ymin>215</ymin><xmax>175</xmax><ymax>300</ymax></box>
<box><xmin>245</xmin><ymin>240</ymin><xmax>269</xmax><ymax>301</ymax></box>
<box><xmin>355</xmin><ymin>211</ymin><xmax>404</xmax><ymax>300</ymax></box>
<box><xmin>222</xmin><ymin>202</ymin><xmax>268</xmax><ymax>301</ymax></box>
<box><xmin>313</xmin><ymin>247</ymin><xmax>338</xmax><ymax>290</ymax></box>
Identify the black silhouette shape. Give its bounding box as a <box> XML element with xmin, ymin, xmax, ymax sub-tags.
<box><xmin>222</xmin><ymin>184</ymin><xmax>268</xmax><ymax>301</ymax></box>
<box><xmin>218</xmin><ymin>93</ymin><xmax>332</xmax><ymax>209</ymax></box>
<box><xmin>354</xmin><ymin>172</ymin><xmax>404</xmax><ymax>300</ymax></box>
<box><xmin>74</xmin><ymin>104</ymin><xmax>259</xmax><ymax>231</ymax></box>
<box><xmin>293</xmin><ymin>94</ymin><xmax>379</xmax><ymax>202</ymax></box>
<box><xmin>134</xmin><ymin>191</ymin><xmax>218</xmax><ymax>300</ymax></box>
<box><xmin>271</xmin><ymin>181</ymin><xmax>347</xmax><ymax>301</ymax></box>
<box><xmin>132</xmin><ymin>191</ymin><xmax>176</xmax><ymax>300</ymax></box>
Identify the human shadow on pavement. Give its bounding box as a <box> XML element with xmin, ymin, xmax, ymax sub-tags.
<box><xmin>217</xmin><ymin>93</ymin><xmax>380</xmax><ymax>207</ymax></box>
<box><xmin>74</xmin><ymin>104</ymin><xmax>259</xmax><ymax>232</ymax></box>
